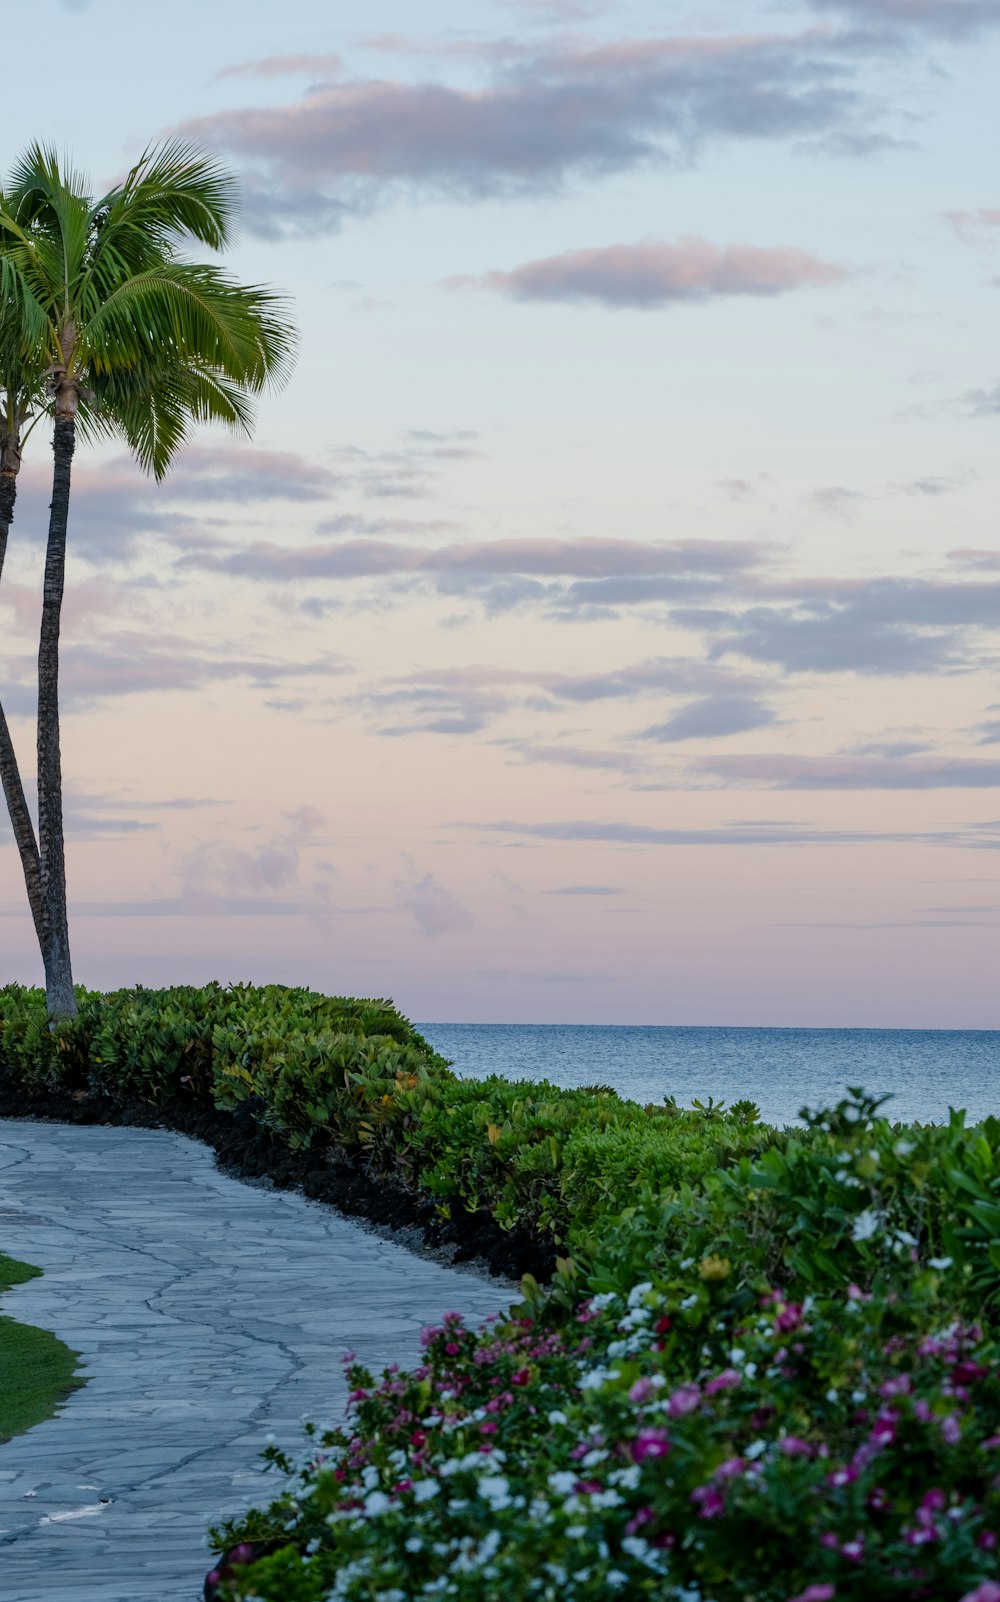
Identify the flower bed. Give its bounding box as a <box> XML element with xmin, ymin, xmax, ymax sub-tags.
<box><xmin>206</xmin><ymin>1090</ymin><xmax>1000</xmax><ymax>1601</ymax></box>
<box><xmin>208</xmin><ymin>1272</ymin><xmax>1000</xmax><ymax>1601</ymax></box>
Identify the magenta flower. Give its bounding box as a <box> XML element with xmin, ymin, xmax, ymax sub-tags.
<box><xmin>788</xmin><ymin>1587</ymin><xmax>835</xmax><ymax>1602</ymax></box>
<box><xmin>690</xmin><ymin>1483</ymin><xmax>725</xmax><ymax>1519</ymax></box>
<box><xmin>629</xmin><ymin>1376</ymin><xmax>655</xmax><ymax>1404</ymax></box>
<box><xmin>878</xmin><ymin>1374</ymin><xmax>911</xmax><ymax>1399</ymax></box>
<box><xmin>779</xmin><ymin>1436</ymin><xmax>813</xmax><ymax>1457</ymax></box>
<box><xmin>705</xmin><ymin>1367</ymin><xmax>741</xmax><ymax>1396</ymax></box>
<box><xmin>775</xmin><ymin>1303</ymin><xmax>804</xmax><ymax>1334</ymax></box>
<box><xmin>941</xmin><ymin>1414</ymin><xmax>962</xmax><ymax>1445</ymax></box>
<box><xmin>959</xmin><ymin>1585</ymin><xmax>1000</xmax><ymax>1602</ymax></box>
<box><xmin>870</xmin><ymin>1409</ymin><xmax>898</xmax><ymax>1448</ymax></box>
<box><xmin>631</xmin><ymin>1428</ymin><xmax>671</xmax><ymax>1463</ymax></box>
<box><xmin>666</xmin><ymin>1382</ymin><xmax>701</xmax><ymax>1417</ymax></box>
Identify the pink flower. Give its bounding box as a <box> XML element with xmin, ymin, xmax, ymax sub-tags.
<box><xmin>775</xmin><ymin>1303</ymin><xmax>804</xmax><ymax>1333</ymax></box>
<box><xmin>879</xmin><ymin>1374</ymin><xmax>911</xmax><ymax>1399</ymax></box>
<box><xmin>977</xmin><ymin>1531</ymin><xmax>998</xmax><ymax>1551</ymax></box>
<box><xmin>840</xmin><ymin>1537</ymin><xmax>864</xmax><ymax>1563</ymax></box>
<box><xmin>625</xmin><ymin>1506</ymin><xmax>654</xmax><ymax>1535</ymax></box>
<box><xmin>870</xmin><ymin>1409</ymin><xmax>898</xmax><ymax>1448</ymax></box>
<box><xmin>941</xmin><ymin>1414</ymin><xmax>962</xmax><ymax>1445</ymax></box>
<box><xmin>959</xmin><ymin>1585</ymin><xmax>1000</xmax><ymax>1602</ymax></box>
<box><xmin>779</xmin><ymin>1436</ymin><xmax>813</xmax><ymax>1457</ymax></box>
<box><xmin>826</xmin><ymin>1465</ymin><xmax>857</xmax><ymax>1488</ymax></box>
<box><xmin>667</xmin><ymin>1382</ymin><xmax>701</xmax><ymax>1417</ymax></box>
<box><xmin>705</xmin><ymin>1368</ymin><xmax>741</xmax><ymax>1396</ymax></box>
<box><xmin>691</xmin><ymin>1483</ymin><xmax>725</xmax><ymax>1519</ymax></box>
<box><xmin>788</xmin><ymin>1588</ymin><xmax>835</xmax><ymax>1602</ymax></box>
<box><xmin>631</xmin><ymin>1428</ymin><xmax>671</xmax><ymax>1463</ymax></box>
<box><xmin>629</xmin><ymin>1377</ymin><xmax>655</xmax><ymax>1404</ymax></box>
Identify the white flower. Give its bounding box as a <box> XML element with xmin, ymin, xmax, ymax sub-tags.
<box><xmin>590</xmin><ymin>1292</ymin><xmax>618</xmax><ymax>1312</ymax></box>
<box><xmin>581</xmin><ymin>1449</ymin><xmax>607</xmax><ymax>1469</ymax></box>
<box><xmin>478</xmin><ymin>1530</ymin><xmax>502</xmax><ymax>1564</ymax></box>
<box><xmin>894</xmin><ymin>1230</ymin><xmax>917</xmax><ymax>1248</ymax></box>
<box><xmin>745</xmin><ymin>1440</ymin><xmax>767</xmax><ymax>1461</ymax></box>
<box><xmin>628</xmin><ymin>1281</ymin><xmax>654</xmax><ymax>1308</ymax></box>
<box><xmin>411</xmin><ymin>1479</ymin><xmax>440</xmax><ymax>1503</ymax></box>
<box><xmin>579</xmin><ymin>1365</ymin><xmax>613</xmax><ymax>1391</ymax></box>
<box><xmin>606</xmin><ymin>1570</ymin><xmax>629</xmax><ymax>1588</ymax></box>
<box><xmin>565</xmin><ymin>1524</ymin><xmax>586</xmax><ymax>1539</ymax></box>
<box><xmin>929</xmin><ymin>1256</ymin><xmax>953</xmax><ymax>1270</ymax></box>
<box><xmin>851</xmin><ymin>1208</ymin><xmax>879</xmax><ymax>1242</ymax></box>
<box><xmin>362</xmin><ymin>1490</ymin><xmax>391</xmax><ymax>1517</ymax></box>
<box><xmin>894</xmin><ymin>1138</ymin><xmax>915</xmax><ymax>1156</ymax></box>
<box><xmin>477</xmin><ymin>1475</ymin><xmax>513</xmax><ymax>1510</ymax></box>
<box><xmin>609</xmin><ymin>1464</ymin><xmax>642</xmax><ymax>1490</ymax></box>
<box><xmin>548</xmin><ymin>1470</ymin><xmax>578</xmax><ymax>1496</ymax></box>
<box><xmin>405</xmin><ymin>1537</ymin><xmax>424</xmax><ymax>1552</ymax></box>
<box><xmin>825</xmin><ymin>1388</ymin><xmax>838</xmax><ymax>1404</ymax></box>
<box><xmin>729</xmin><ymin>1346</ymin><xmax>746</xmax><ymax>1365</ymax></box>
<box><xmin>547</xmin><ymin>1410</ymin><xmax>568</xmax><ymax>1426</ymax></box>
<box><xmin>362</xmin><ymin>1465</ymin><xmax>381</xmax><ymax>1490</ymax></box>
<box><xmin>842</xmin><ymin>1104</ymin><xmax>861</xmax><ymax>1123</ymax></box>
<box><xmin>680</xmin><ymin>1257</ymin><xmax>696</xmax><ymax>1270</ymax></box>
<box><xmin>679</xmin><ymin>1293</ymin><xmax>698</xmax><ymax>1311</ymax></box>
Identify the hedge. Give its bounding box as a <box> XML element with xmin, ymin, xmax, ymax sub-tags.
<box><xmin>0</xmin><ymin>982</ymin><xmax>775</xmax><ymax>1253</ymax></box>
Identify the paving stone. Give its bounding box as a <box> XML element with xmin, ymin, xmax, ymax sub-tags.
<box><xmin>0</xmin><ymin>1119</ymin><xmax>514</xmax><ymax>1601</ymax></box>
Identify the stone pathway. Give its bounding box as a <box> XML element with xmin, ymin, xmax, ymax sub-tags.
<box><xmin>0</xmin><ymin>1120</ymin><xmax>514</xmax><ymax>1602</ymax></box>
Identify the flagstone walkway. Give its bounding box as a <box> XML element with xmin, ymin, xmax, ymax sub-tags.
<box><xmin>0</xmin><ymin>1119</ymin><xmax>514</xmax><ymax>1602</ymax></box>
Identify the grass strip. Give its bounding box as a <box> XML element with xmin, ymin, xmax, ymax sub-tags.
<box><xmin>0</xmin><ymin>1250</ymin><xmax>83</xmax><ymax>1444</ymax></box>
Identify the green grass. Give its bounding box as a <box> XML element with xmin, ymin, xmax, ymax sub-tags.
<box><xmin>0</xmin><ymin>1251</ymin><xmax>84</xmax><ymax>1443</ymax></box>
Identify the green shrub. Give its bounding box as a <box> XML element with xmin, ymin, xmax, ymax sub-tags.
<box><xmin>0</xmin><ymin>984</ymin><xmax>775</xmax><ymax>1251</ymax></box>
<box><xmin>208</xmin><ymin>1264</ymin><xmax>1000</xmax><ymax>1602</ymax></box>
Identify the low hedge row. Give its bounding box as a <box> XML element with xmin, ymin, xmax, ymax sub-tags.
<box><xmin>0</xmin><ymin>982</ymin><xmax>776</xmax><ymax>1254</ymax></box>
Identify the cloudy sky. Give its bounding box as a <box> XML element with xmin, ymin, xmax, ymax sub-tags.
<box><xmin>1</xmin><ymin>0</ymin><xmax>999</xmax><ymax>1026</ymax></box>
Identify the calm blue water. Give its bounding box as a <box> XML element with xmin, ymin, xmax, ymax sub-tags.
<box><xmin>416</xmin><ymin>1024</ymin><xmax>1000</xmax><ymax>1129</ymax></box>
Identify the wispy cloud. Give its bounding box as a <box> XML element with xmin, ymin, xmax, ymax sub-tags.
<box><xmin>395</xmin><ymin>867</ymin><xmax>475</xmax><ymax>936</ymax></box>
<box><xmin>806</xmin><ymin>0</ymin><xmax>1000</xmax><ymax>40</ymax></box>
<box><xmin>178</xmin><ymin>29</ymin><xmax>902</xmax><ymax>238</ymax></box>
<box><xmin>695</xmin><ymin>753</ymin><xmax>1000</xmax><ymax>788</ymax></box>
<box><xmin>452</xmin><ymin>237</ymin><xmax>846</xmax><ymax>309</ymax></box>
<box><xmin>639</xmin><ymin>694</ymin><xmax>779</xmax><ymax>742</ymax></box>
<box><xmin>216</xmin><ymin>53</ymin><xmax>345</xmax><ymax>81</ymax></box>
<box><xmin>461</xmin><ymin>816</ymin><xmax>1000</xmax><ymax>849</ymax></box>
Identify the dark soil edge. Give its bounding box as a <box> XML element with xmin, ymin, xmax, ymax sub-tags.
<box><xmin>0</xmin><ymin>1074</ymin><xmax>558</xmax><ymax>1284</ymax></box>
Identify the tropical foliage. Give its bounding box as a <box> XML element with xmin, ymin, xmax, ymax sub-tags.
<box><xmin>0</xmin><ymin>145</ymin><xmax>295</xmax><ymax>1018</ymax></box>
<box><xmin>208</xmin><ymin>1257</ymin><xmax>1000</xmax><ymax>1600</ymax></box>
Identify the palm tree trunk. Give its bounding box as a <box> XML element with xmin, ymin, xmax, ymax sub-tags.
<box><xmin>37</xmin><ymin>417</ymin><xmax>76</xmax><ymax>1020</ymax></box>
<box><xmin>0</xmin><ymin>467</ymin><xmax>45</xmax><ymax>956</ymax></box>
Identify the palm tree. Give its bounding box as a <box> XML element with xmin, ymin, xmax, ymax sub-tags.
<box><xmin>0</xmin><ymin>144</ymin><xmax>295</xmax><ymax>1019</ymax></box>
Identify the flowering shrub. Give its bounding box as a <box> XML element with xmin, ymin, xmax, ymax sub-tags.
<box><xmin>576</xmin><ymin>1090</ymin><xmax>1000</xmax><ymax>1319</ymax></box>
<box><xmin>209</xmin><ymin>1266</ymin><xmax>1000</xmax><ymax>1602</ymax></box>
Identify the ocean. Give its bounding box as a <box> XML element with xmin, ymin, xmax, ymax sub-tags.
<box><xmin>416</xmin><ymin>1023</ymin><xmax>1000</xmax><ymax>1129</ymax></box>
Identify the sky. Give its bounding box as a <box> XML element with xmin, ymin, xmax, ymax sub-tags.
<box><xmin>1</xmin><ymin>0</ymin><xmax>999</xmax><ymax>1027</ymax></box>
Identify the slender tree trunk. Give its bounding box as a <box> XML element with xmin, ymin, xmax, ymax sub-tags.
<box><xmin>0</xmin><ymin>465</ymin><xmax>45</xmax><ymax>956</ymax></box>
<box><xmin>37</xmin><ymin>417</ymin><xmax>76</xmax><ymax>1020</ymax></box>
<box><xmin>0</xmin><ymin>703</ymin><xmax>44</xmax><ymax>951</ymax></box>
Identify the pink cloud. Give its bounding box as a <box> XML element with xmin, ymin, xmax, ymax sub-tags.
<box><xmin>452</xmin><ymin>238</ymin><xmax>847</xmax><ymax>309</ymax></box>
<box><xmin>215</xmin><ymin>53</ymin><xmax>345</xmax><ymax>81</ymax></box>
